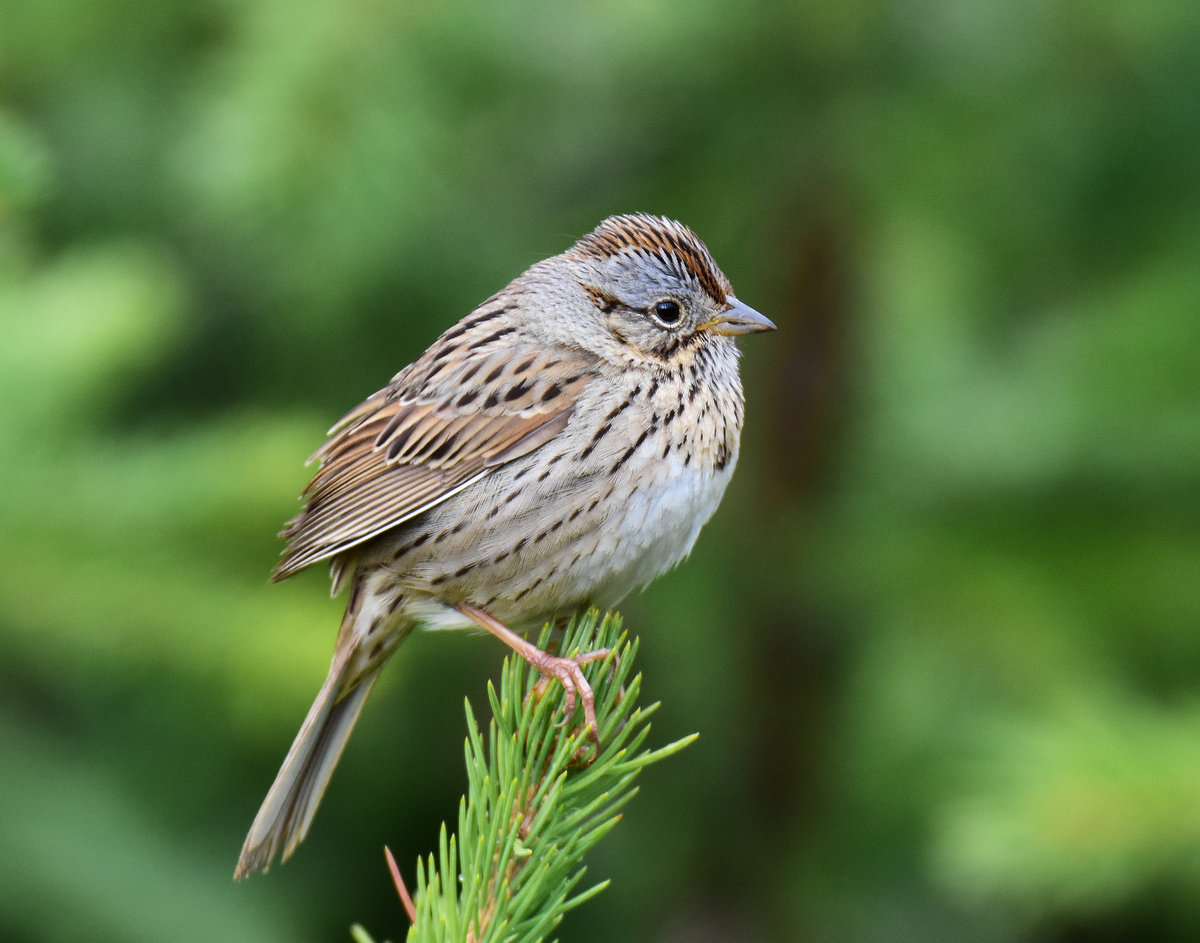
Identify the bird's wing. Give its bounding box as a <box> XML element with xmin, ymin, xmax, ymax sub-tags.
<box><xmin>272</xmin><ymin>334</ymin><xmax>594</xmax><ymax>581</ymax></box>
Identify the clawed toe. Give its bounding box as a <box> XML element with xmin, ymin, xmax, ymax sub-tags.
<box><xmin>452</xmin><ymin>603</ymin><xmax>613</xmax><ymax>754</ymax></box>
<box><xmin>530</xmin><ymin>650</ymin><xmax>608</xmax><ymax>749</ymax></box>
<box><xmin>574</xmin><ymin>647</ymin><xmax>611</xmax><ymax>666</ymax></box>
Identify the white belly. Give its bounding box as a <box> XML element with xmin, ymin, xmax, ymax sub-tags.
<box><xmin>580</xmin><ymin>452</ymin><xmax>737</xmax><ymax>607</ymax></box>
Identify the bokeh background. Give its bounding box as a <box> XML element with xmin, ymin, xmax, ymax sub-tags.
<box><xmin>3</xmin><ymin>1</ymin><xmax>1199</xmax><ymax>940</ymax></box>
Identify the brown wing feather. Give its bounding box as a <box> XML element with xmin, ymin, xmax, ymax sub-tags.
<box><xmin>272</xmin><ymin>328</ymin><xmax>593</xmax><ymax>581</ymax></box>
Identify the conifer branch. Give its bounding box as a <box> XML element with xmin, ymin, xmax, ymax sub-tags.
<box><xmin>352</xmin><ymin>610</ymin><xmax>696</xmax><ymax>943</ymax></box>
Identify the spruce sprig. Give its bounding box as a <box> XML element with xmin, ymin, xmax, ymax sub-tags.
<box><xmin>352</xmin><ymin>610</ymin><xmax>696</xmax><ymax>943</ymax></box>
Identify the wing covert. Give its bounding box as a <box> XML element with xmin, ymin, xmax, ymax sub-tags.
<box><xmin>272</xmin><ymin>342</ymin><xmax>592</xmax><ymax>581</ymax></box>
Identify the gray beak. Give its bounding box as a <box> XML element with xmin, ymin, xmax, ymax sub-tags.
<box><xmin>703</xmin><ymin>297</ymin><xmax>777</xmax><ymax>336</ymax></box>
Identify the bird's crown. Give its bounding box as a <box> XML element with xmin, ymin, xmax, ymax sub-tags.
<box><xmin>570</xmin><ymin>214</ymin><xmax>732</xmax><ymax>307</ymax></box>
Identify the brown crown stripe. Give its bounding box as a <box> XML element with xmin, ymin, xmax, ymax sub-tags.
<box><xmin>573</xmin><ymin>214</ymin><xmax>732</xmax><ymax>306</ymax></box>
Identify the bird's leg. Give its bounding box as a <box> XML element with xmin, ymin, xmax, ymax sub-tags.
<box><xmin>454</xmin><ymin>603</ymin><xmax>610</xmax><ymax>744</ymax></box>
<box><xmin>539</xmin><ymin>613</ymin><xmax>625</xmax><ymax>713</ymax></box>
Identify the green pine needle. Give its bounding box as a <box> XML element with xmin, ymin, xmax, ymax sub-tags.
<box><xmin>354</xmin><ymin>610</ymin><xmax>697</xmax><ymax>943</ymax></box>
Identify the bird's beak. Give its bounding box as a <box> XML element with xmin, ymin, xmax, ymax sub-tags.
<box><xmin>701</xmin><ymin>297</ymin><xmax>777</xmax><ymax>336</ymax></box>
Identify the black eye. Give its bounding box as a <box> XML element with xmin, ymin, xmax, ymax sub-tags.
<box><xmin>652</xmin><ymin>300</ymin><xmax>682</xmax><ymax>325</ymax></box>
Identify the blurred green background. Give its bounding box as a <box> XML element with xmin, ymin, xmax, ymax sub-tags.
<box><xmin>3</xmin><ymin>0</ymin><xmax>1199</xmax><ymax>940</ymax></box>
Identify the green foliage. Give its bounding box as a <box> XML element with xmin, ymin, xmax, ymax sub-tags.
<box><xmin>354</xmin><ymin>612</ymin><xmax>695</xmax><ymax>943</ymax></box>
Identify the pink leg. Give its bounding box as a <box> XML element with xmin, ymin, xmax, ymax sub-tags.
<box><xmin>454</xmin><ymin>603</ymin><xmax>610</xmax><ymax>742</ymax></box>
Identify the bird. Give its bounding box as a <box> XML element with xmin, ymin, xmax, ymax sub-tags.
<box><xmin>235</xmin><ymin>213</ymin><xmax>775</xmax><ymax>878</ymax></box>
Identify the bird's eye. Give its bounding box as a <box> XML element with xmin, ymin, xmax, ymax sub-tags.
<box><xmin>652</xmin><ymin>300</ymin><xmax>682</xmax><ymax>326</ymax></box>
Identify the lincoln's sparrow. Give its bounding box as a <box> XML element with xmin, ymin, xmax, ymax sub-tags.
<box><xmin>235</xmin><ymin>214</ymin><xmax>775</xmax><ymax>878</ymax></box>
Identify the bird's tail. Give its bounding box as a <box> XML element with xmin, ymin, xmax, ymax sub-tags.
<box><xmin>234</xmin><ymin>647</ymin><xmax>381</xmax><ymax>879</ymax></box>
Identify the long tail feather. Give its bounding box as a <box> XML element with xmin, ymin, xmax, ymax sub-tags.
<box><xmin>234</xmin><ymin>654</ymin><xmax>380</xmax><ymax>879</ymax></box>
